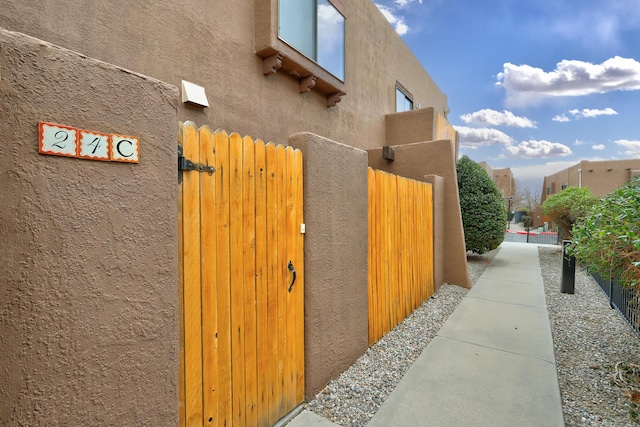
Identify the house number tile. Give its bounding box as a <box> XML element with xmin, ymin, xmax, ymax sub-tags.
<box><xmin>38</xmin><ymin>121</ymin><xmax>140</xmax><ymax>164</ymax></box>
<box><xmin>78</xmin><ymin>129</ymin><xmax>111</xmax><ymax>161</ymax></box>
<box><xmin>39</xmin><ymin>122</ymin><xmax>79</xmax><ymax>157</ymax></box>
<box><xmin>110</xmin><ymin>134</ymin><xmax>140</xmax><ymax>163</ymax></box>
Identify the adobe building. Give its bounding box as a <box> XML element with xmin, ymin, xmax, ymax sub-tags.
<box><xmin>0</xmin><ymin>0</ymin><xmax>469</xmax><ymax>425</ymax></box>
<box><xmin>535</xmin><ymin>159</ymin><xmax>640</xmax><ymax>229</ymax></box>
<box><xmin>541</xmin><ymin>159</ymin><xmax>640</xmax><ymax>203</ymax></box>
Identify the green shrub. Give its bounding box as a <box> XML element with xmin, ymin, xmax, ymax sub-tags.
<box><xmin>571</xmin><ymin>178</ymin><xmax>640</xmax><ymax>288</ymax></box>
<box><xmin>456</xmin><ymin>156</ymin><xmax>506</xmax><ymax>254</ymax></box>
<box><xmin>522</xmin><ymin>215</ymin><xmax>533</xmax><ymax>229</ymax></box>
<box><xmin>541</xmin><ymin>187</ymin><xmax>599</xmax><ymax>240</ymax></box>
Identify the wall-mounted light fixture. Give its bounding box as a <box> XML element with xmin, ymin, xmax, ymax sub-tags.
<box><xmin>181</xmin><ymin>80</ymin><xmax>209</xmax><ymax>108</ymax></box>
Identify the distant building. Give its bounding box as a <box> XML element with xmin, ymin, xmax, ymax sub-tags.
<box><xmin>535</xmin><ymin>159</ymin><xmax>640</xmax><ymax>229</ymax></box>
<box><xmin>479</xmin><ymin>161</ymin><xmax>516</xmax><ymax>199</ymax></box>
<box><xmin>541</xmin><ymin>159</ymin><xmax>640</xmax><ymax>203</ymax></box>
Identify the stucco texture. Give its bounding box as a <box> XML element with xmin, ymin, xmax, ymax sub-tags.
<box><xmin>0</xmin><ymin>0</ymin><xmax>447</xmax><ymax>151</ymax></box>
<box><xmin>0</xmin><ymin>29</ymin><xmax>180</xmax><ymax>425</ymax></box>
<box><xmin>288</xmin><ymin>132</ymin><xmax>369</xmax><ymax>401</ymax></box>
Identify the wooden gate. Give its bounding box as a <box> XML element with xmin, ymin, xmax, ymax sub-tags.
<box><xmin>367</xmin><ymin>168</ymin><xmax>434</xmax><ymax>346</ymax></box>
<box><xmin>178</xmin><ymin>122</ymin><xmax>305</xmax><ymax>427</ymax></box>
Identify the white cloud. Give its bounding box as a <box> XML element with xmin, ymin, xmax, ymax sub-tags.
<box><xmin>569</xmin><ymin>107</ymin><xmax>618</xmax><ymax>119</ymax></box>
<box><xmin>496</xmin><ymin>56</ymin><xmax>640</xmax><ymax>107</ymax></box>
<box><xmin>376</xmin><ymin>4</ymin><xmax>410</xmax><ymax>35</ymax></box>
<box><xmin>614</xmin><ymin>139</ymin><xmax>640</xmax><ymax>157</ymax></box>
<box><xmin>505</xmin><ymin>139</ymin><xmax>573</xmax><ymax>158</ymax></box>
<box><xmin>552</xmin><ymin>114</ymin><xmax>570</xmax><ymax>122</ymax></box>
<box><xmin>394</xmin><ymin>0</ymin><xmax>422</xmax><ymax>7</ymax></box>
<box><xmin>459</xmin><ymin>109</ymin><xmax>536</xmax><ymax>128</ymax></box>
<box><xmin>453</xmin><ymin>126</ymin><xmax>515</xmax><ymax>148</ymax></box>
<box><xmin>574</xmin><ymin>139</ymin><xmax>585</xmax><ymax>146</ymax></box>
<box><xmin>592</xmin><ymin>144</ymin><xmax>606</xmax><ymax>150</ymax></box>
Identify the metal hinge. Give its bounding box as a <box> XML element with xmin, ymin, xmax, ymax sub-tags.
<box><xmin>178</xmin><ymin>145</ymin><xmax>215</xmax><ymax>182</ymax></box>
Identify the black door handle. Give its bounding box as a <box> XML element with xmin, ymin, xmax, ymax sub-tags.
<box><xmin>288</xmin><ymin>261</ymin><xmax>296</xmax><ymax>293</ymax></box>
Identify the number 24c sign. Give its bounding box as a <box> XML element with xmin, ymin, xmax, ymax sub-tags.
<box><xmin>38</xmin><ymin>121</ymin><xmax>140</xmax><ymax>163</ymax></box>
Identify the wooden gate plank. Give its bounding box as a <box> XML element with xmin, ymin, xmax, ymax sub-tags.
<box><xmin>242</xmin><ymin>136</ymin><xmax>258</xmax><ymax>426</ymax></box>
<box><xmin>199</xmin><ymin>126</ymin><xmax>218</xmax><ymax>426</ymax></box>
<box><xmin>178</xmin><ymin>124</ymin><xmax>186</xmax><ymax>427</ymax></box>
<box><xmin>275</xmin><ymin>144</ymin><xmax>288</xmax><ymax>419</ymax></box>
<box><xmin>264</xmin><ymin>143</ymin><xmax>280</xmax><ymax>426</ymax></box>
<box><xmin>214</xmin><ymin>130</ymin><xmax>232</xmax><ymax>427</ymax></box>
<box><xmin>182</xmin><ymin>122</ymin><xmax>204</xmax><ymax>426</ymax></box>
<box><xmin>284</xmin><ymin>147</ymin><xmax>297</xmax><ymax>412</ymax></box>
<box><xmin>229</xmin><ymin>133</ymin><xmax>246</xmax><ymax>426</ymax></box>
<box><xmin>254</xmin><ymin>140</ymin><xmax>270</xmax><ymax>427</ymax></box>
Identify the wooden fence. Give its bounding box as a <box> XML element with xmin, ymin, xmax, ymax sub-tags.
<box><xmin>178</xmin><ymin>122</ymin><xmax>304</xmax><ymax>427</ymax></box>
<box><xmin>368</xmin><ymin>168</ymin><xmax>435</xmax><ymax>346</ymax></box>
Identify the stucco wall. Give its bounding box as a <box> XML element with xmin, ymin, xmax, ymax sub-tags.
<box><xmin>424</xmin><ymin>175</ymin><xmax>445</xmax><ymax>291</ymax></box>
<box><xmin>368</xmin><ymin>140</ymin><xmax>470</xmax><ymax>289</ymax></box>
<box><xmin>0</xmin><ymin>29</ymin><xmax>179</xmax><ymax>425</ymax></box>
<box><xmin>541</xmin><ymin>159</ymin><xmax>640</xmax><ymax>203</ymax></box>
<box><xmin>288</xmin><ymin>133</ymin><xmax>369</xmax><ymax>401</ymax></box>
<box><xmin>0</xmin><ymin>0</ymin><xmax>448</xmax><ymax>151</ymax></box>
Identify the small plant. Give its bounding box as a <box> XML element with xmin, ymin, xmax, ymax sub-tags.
<box><xmin>522</xmin><ymin>215</ymin><xmax>533</xmax><ymax>229</ymax></box>
<box><xmin>456</xmin><ymin>156</ymin><xmax>506</xmax><ymax>254</ymax></box>
<box><xmin>541</xmin><ymin>187</ymin><xmax>599</xmax><ymax>240</ymax></box>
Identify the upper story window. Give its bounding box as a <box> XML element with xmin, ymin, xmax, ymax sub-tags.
<box><xmin>279</xmin><ymin>0</ymin><xmax>345</xmax><ymax>81</ymax></box>
<box><xmin>561</xmin><ymin>183</ymin><xmax>568</xmax><ymax>190</ymax></box>
<box><xmin>395</xmin><ymin>85</ymin><xmax>413</xmax><ymax>112</ymax></box>
<box><xmin>546</xmin><ymin>187</ymin><xmax>551</xmax><ymax>195</ymax></box>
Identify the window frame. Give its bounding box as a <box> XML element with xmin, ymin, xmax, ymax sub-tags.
<box><xmin>255</xmin><ymin>0</ymin><xmax>346</xmax><ymax>103</ymax></box>
<box><xmin>395</xmin><ymin>83</ymin><xmax>414</xmax><ymax>113</ymax></box>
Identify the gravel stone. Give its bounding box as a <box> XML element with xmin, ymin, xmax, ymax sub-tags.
<box><xmin>301</xmin><ymin>245</ymin><xmax>640</xmax><ymax>426</ymax></box>
<box><xmin>540</xmin><ymin>246</ymin><xmax>640</xmax><ymax>427</ymax></box>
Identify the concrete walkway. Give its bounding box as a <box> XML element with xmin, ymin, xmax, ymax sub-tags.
<box><xmin>287</xmin><ymin>242</ymin><xmax>565</xmax><ymax>427</ymax></box>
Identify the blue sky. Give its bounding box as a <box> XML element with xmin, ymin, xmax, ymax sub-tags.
<box><xmin>374</xmin><ymin>0</ymin><xmax>640</xmax><ymax>194</ymax></box>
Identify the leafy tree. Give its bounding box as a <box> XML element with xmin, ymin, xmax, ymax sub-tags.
<box><xmin>456</xmin><ymin>156</ymin><xmax>506</xmax><ymax>254</ymax></box>
<box><xmin>541</xmin><ymin>187</ymin><xmax>599</xmax><ymax>240</ymax></box>
<box><xmin>571</xmin><ymin>178</ymin><xmax>640</xmax><ymax>288</ymax></box>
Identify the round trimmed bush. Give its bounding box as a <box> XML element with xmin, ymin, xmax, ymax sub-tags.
<box><xmin>456</xmin><ymin>156</ymin><xmax>506</xmax><ymax>254</ymax></box>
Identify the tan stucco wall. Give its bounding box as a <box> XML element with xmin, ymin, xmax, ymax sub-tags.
<box><xmin>0</xmin><ymin>0</ymin><xmax>448</xmax><ymax>151</ymax></box>
<box><xmin>288</xmin><ymin>133</ymin><xmax>369</xmax><ymax>401</ymax></box>
<box><xmin>368</xmin><ymin>140</ymin><xmax>470</xmax><ymax>289</ymax></box>
<box><xmin>0</xmin><ymin>29</ymin><xmax>179</xmax><ymax>425</ymax></box>
<box><xmin>424</xmin><ymin>175</ymin><xmax>445</xmax><ymax>291</ymax></box>
<box><xmin>385</xmin><ymin>108</ymin><xmax>436</xmax><ymax>146</ymax></box>
<box><xmin>541</xmin><ymin>159</ymin><xmax>640</xmax><ymax>203</ymax></box>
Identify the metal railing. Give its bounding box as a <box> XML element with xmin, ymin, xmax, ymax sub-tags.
<box><xmin>591</xmin><ymin>273</ymin><xmax>640</xmax><ymax>338</ymax></box>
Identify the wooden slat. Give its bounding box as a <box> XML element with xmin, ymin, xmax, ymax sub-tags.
<box><xmin>265</xmin><ymin>143</ymin><xmax>280</xmax><ymax>426</ymax></box>
<box><xmin>242</xmin><ymin>136</ymin><xmax>258</xmax><ymax>426</ymax></box>
<box><xmin>182</xmin><ymin>122</ymin><xmax>204</xmax><ymax>426</ymax></box>
<box><xmin>284</xmin><ymin>147</ymin><xmax>297</xmax><ymax>413</ymax></box>
<box><xmin>254</xmin><ymin>140</ymin><xmax>270</xmax><ymax>427</ymax></box>
<box><xmin>178</xmin><ymin>124</ymin><xmax>186</xmax><ymax>427</ymax></box>
<box><xmin>229</xmin><ymin>133</ymin><xmax>246</xmax><ymax>426</ymax></box>
<box><xmin>214</xmin><ymin>130</ymin><xmax>232</xmax><ymax>427</ymax></box>
<box><xmin>200</xmin><ymin>126</ymin><xmax>218</xmax><ymax>426</ymax></box>
<box><xmin>275</xmin><ymin>144</ymin><xmax>288</xmax><ymax>419</ymax></box>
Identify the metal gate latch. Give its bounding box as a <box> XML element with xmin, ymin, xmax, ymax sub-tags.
<box><xmin>178</xmin><ymin>145</ymin><xmax>215</xmax><ymax>182</ymax></box>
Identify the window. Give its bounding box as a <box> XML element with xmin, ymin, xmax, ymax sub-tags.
<box><xmin>561</xmin><ymin>183</ymin><xmax>567</xmax><ymax>190</ymax></box>
<box><xmin>396</xmin><ymin>86</ymin><xmax>413</xmax><ymax>112</ymax></box>
<box><xmin>279</xmin><ymin>0</ymin><xmax>345</xmax><ymax>81</ymax></box>
<box><xmin>546</xmin><ymin>187</ymin><xmax>551</xmax><ymax>195</ymax></box>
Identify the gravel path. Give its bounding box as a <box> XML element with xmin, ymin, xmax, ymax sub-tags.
<box><xmin>540</xmin><ymin>246</ymin><xmax>640</xmax><ymax>426</ymax></box>
<box><xmin>303</xmin><ymin>244</ymin><xmax>640</xmax><ymax>426</ymax></box>
<box><xmin>304</xmin><ymin>249</ymin><xmax>494</xmax><ymax>426</ymax></box>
